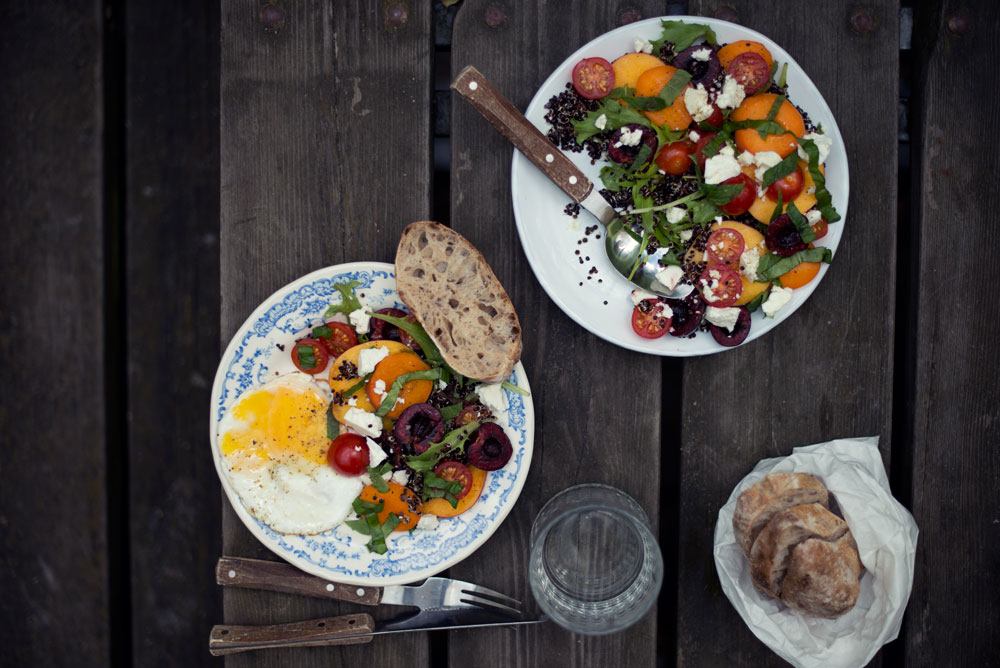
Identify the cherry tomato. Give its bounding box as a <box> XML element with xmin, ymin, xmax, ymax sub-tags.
<box><xmin>719</xmin><ymin>173</ymin><xmax>756</xmax><ymax>216</ymax></box>
<box><xmin>698</xmin><ymin>264</ymin><xmax>743</xmax><ymax>307</ymax></box>
<box><xmin>655</xmin><ymin>140</ymin><xmax>695</xmax><ymax>175</ymax></box>
<box><xmin>705</xmin><ymin>104</ymin><xmax>724</xmax><ymax>127</ymax></box>
<box><xmin>765</xmin><ymin>167</ymin><xmax>805</xmax><ymax>201</ymax></box>
<box><xmin>693</xmin><ymin>131</ymin><xmax>718</xmax><ymax>169</ymax></box>
<box><xmin>291</xmin><ymin>338</ymin><xmax>330</xmax><ymax>374</ymax></box>
<box><xmin>571</xmin><ymin>57</ymin><xmax>615</xmax><ymax>99</ymax></box>
<box><xmin>433</xmin><ymin>460</ymin><xmax>474</xmax><ymax>499</ymax></box>
<box><xmin>630</xmin><ymin>298</ymin><xmax>672</xmax><ymax>339</ymax></box>
<box><xmin>728</xmin><ymin>51</ymin><xmax>771</xmax><ymax>96</ymax></box>
<box><xmin>706</xmin><ymin>228</ymin><xmax>746</xmax><ymax>266</ymax></box>
<box><xmin>314</xmin><ymin>321</ymin><xmax>358</xmax><ymax>357</ymax></box>
<box><xmin>328</xmin><ymin>433</ymin><xmax>370</xmax><ymax>476</ymax></box>
<box><xmin>811</xmin><ymin>217</ymin><xmax>828</xmax><ymax>240</ymax></box>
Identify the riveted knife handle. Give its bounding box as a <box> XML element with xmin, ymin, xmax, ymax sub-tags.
<box><xmin>209</xmin><ymin>613</ymin><xmax>375</xmax><ymax>654</ymax></box>
<box><xmin>452</xmin><ymin>65</ymin><xmax>593</xmax><ymax>203</ymax></box>
<box><xmin>216</xmin><ymin>556</ymin><xmax>381</xmax><ymax>606</ymax></box>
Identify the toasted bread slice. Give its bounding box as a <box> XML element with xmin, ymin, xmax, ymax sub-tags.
<box><xmin>395</xmin><ymin>221</ymin><xmax>522</xmax><ymax>383</ymax></box>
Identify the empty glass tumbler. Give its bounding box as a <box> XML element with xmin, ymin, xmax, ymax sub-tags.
<box><xmin>528</xmin><ymin>484</ymin><xmax>663</xmax><ymax>635</ymax></box>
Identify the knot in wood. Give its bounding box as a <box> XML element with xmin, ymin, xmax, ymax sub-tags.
<box><xmin>948</xmin><ymin>9</ymin><xmax>971</xmax><ymax>35</ymax></box>
<box><xmin>713</xmin><ymin>6</ymin><xmax>740</xmax><ymax>24</ymax></box>
<box><xmin>258</xmin><ymin>3</ymin><xmax>284</xmax><ymax>32</ymax></box>
<box><xmin>850</xmin><ymin>8</ymin><xmax>876</xmax><ymax>34</ymax></box>
<box><xmin>616</xmin><ymin>8</ymin><xmax>643</xmax><ymax>26</ymax></box>
<box><xmin>485</xmin><ymin>4</ymin><xmax>508</xmax><ymax>29</ymax></box>
<box><xmin>385</xmin><ymin>2</ymin><xmax>408</xmax><ymax>27</ymax></box>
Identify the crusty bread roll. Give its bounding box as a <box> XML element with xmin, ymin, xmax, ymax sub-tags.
<box><xmin>749</xmin><ymin>503</ymin><xmax>849</xmax><ymax>598</ymax></box>
<box><xmin>781</xmin><ymin>532</ymin><xmax>862</xmax><ymax>618</ymax></box>
<box><xmin>733</xmin><ymin>473</ymin><xmax>830</xmax><ymax>557</ymax></box>
<box><xmin>395</xmin><ymin>221</ymin><xmax>522</xmax><ymax>383</ymax></box>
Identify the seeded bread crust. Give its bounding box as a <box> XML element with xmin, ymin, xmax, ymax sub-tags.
<box><xmin>733</xmin><ymin>473</ymin><xmax>830</xmax><ymax>557</ymax></box>
<box><xmin>395</xmin><ymin>221</ymin><xmax>522</xmax><ymax>383</ymax></box>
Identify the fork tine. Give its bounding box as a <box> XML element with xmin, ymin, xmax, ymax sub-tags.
<box><xmin>458</xmin><ymin>583</ymin><xmax>521</xmax><ymax>609</ymax></box>
<box><xmin>458</xmin><ymin>592</ymin><xmax>522</xmax><ymax>617</ymax></box>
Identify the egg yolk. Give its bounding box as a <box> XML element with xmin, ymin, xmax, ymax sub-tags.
<box><xmin>220</xmin><ymin>386</ymin><xmax>329</xmax><ymax>468</ymax></box>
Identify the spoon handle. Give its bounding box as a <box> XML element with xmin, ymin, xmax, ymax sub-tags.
<box><xmin>452</xmin><ymin>65</ymin><xmax>593</xmax><ymax>204</ymax></box>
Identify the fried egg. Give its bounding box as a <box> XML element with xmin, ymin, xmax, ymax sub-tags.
<box><xmin>217</xmin><ymin>372</ymin><xmax>362</xmax><ymax>534</ymax></box>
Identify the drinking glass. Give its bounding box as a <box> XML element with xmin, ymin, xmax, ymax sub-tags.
<box><xmin>528</xmin><ymin>483</ymin><xmax>663</xmax><ymax>635</ymax></box>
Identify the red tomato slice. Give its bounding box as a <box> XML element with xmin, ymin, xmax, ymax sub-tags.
<box><xmin>706</xmin><ymin>228</ymin><xmax>746</xmax><ymax>266</ymax></box>
<box><xmin>328</xmin><ymin>433</ymin><xmax>369</xmax><ymax>476</ymax></box>
<box><xmin>630</xmin><ymin>299</ymin><xmax>672</xmax><ymax>339</ymax></box>
<box><xmin>291</xmin><ymin>338</ymin><xmax>330</xmax><ymax>374</ymax></box>
<box><xmin>765</xmin><ymin>167</ymin><xmax>805</xmax><ymax>201</ymax></box>
<box><xmin>655</xmin><ymin>140</ymin><xmax>695</xmax><ymax>176</ymax></box>
<box><xmin>719</xmin><ymin>173</ymin><xmax>755</xmax><ymax>216</ymax></box>
<box><xmin>572</xmin><ymin>57</ymin><xmax>615</xmax><ymax>99</ymax></box>
<box><xmin>698</xmin><ymin>264</ymin><xmax>743</xmax><ymax>307</ymax></box>
<box><xmin>433</xmin><ymin>460</ymin><xmax>474</xmax><ymax>499</ymax></box>
<box><xmin>693</xmin><ymin>132</ymin><xmax>718</xmax><ymax>169</ymax></box>
<box><xmin>811</xmin><ymin>217</ymin><xmax>828</xmax><ymax>240</ymax></box>
<box><xmin>314</xmin><ymin>321</ymin><xmax>358</xmax><ymax>357</ymax></box>
<box><xmin>728</xmin><ymin>51</ymin><xmax>771</xmax><ymax>96</ymax></box>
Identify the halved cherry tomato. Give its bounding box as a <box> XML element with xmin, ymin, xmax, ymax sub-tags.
<box><xmin>631</xmin><ymin>299</ymin><xmax>672</xmax><ymax>339</ymax></box>
<box><xmin>693</xmin><ymin>131</ymin><xmax>718</xmax><ymax>169</ymax></box>
<box><xmin>811</xmin><ymin>217</ymin><xmax>828</xmax><ymax>240</ymax></box>
<box><xmin>728</xmin><ymin>51</ymin><xmax>771</xmax><ymax>96</ymax></box>
<box><xmin>706</xmin><ymin>228</ymin><xmax>746</xmax><ymax>266</ymax></box>
<box><xmin>313</xmin><ymin>321</ymin><xmax>358</xmax><ymax>357</ymax></box>
<box><xmin>433</xmin><ymin>460</ymin><xmax>474</xmax><ymax>500</ymax></box>
<box><xmin>327</xmin><ymin>433</ymin><xmax>369</xmax><ymax>476</ymax></box>
<box><xmin>291</xmin><ymin>338</ymin><xmax>329</xmax><ymax>374</ymax></box>
<box><xmin>699</xmin><ymin>264</ymin><xmax>743</xmax><ymax>307</ymax></box>
<box><xmin>765</xmin><ymin>167</ymin><xmax>805</xmax><ymax>201</ymax></box>
<box><xmin>572</xmin><ymin>57</ymin><xmax>615</xmax><ymax>99</ymax></box>
<box><xmin>719</xmin><ymin>173</ymin><xmax>756</xmax><ymax>216</ymax></box>
<box><xmin>655</xmin><ymin>140</ymin><xmax>695</xmax><ymax>175</ymax></box>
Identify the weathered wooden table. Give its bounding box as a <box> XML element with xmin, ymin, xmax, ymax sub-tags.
<box><xmin>3</xmin><ymin>1</ymin><xmax>999</xmax><ymax>666</ymax></box>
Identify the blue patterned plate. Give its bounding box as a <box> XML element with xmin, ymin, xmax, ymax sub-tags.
<box><xmin>210</xmin><ymin>262</ymin><xmax>534</xmax><ymax>585</ymax></box>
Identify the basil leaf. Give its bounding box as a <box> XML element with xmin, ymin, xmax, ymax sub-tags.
<box><xmin>770</xmin><ymin>191</ymin><xmax>785</xmax><ymax>222</ymax></box>
<box><xmin>658</xmin><ymin>69</ymin><xmax>692</xmax><ymax>106</ymax></box>
<box><xmin>352</xmin><ymin>498</ymin><xmax>383</xmax><ymax>515</ymax></box>
<box><xmin>626</xmin><ymin>143</ymin><xmax>654</xmax><ymax>174</ymax></box>
<box><xmin>368</xmin><ymin>312</ymin><xmax>445</xmax><ymax>367</ymax></box>
<box><xmin>702</xmin><ymin>132</ymin><xmax>728</xmax><ymax>159</ymax></box>
<box><xmin>327</xmin><ymin>405</ymin><xmax>339</xmax><ymax>439</ymax></box>
<box><xmin>366</xmin><ymin>463</ymin><xmax>391</xmax><ymax>493</ymax></box>
<box><xmin>296</xmin><ymin>345</ymin><xmax>316</xmax><ymax>370</ymax></box>
<box><xmin>344</xmin><ymin>518</ymin><xmax>372</xmax><ymax>535</ymax></box>
<box><xmin>798</xmin><ymin>138</ymin><xmax>842</xmax><ymax>223</ymax></box>
<box><xmin>439</xmin><ymin>402</ymin><xmax>464</xmax><ymax>421</ymax></box>
<box><xmin>615</xmin><ymin>95</ymin><xmax>666</xmax><ymax>111</ymax></box>
<box><xmin>761</xmin><ymin>151</ymin><xmax>799</xmax><ymax>188</ymax></box>
<box><xmin>652</xmin><ymin>20</ymin><xmax>718</xmax><ymax>54</ymax></box>
<box><xmin>373</xmin><ymin>368</ymin><xmax>442</xmax><ymax>418</ymax></box>
<box><xmin>404</xmin><ymin>421</ymin><xmax>480</xmax><ymax>472</ymax></box>
<box><xmin>700</xmin><ymin>181</ymin><xmax>744</xmax><ymax>206</ymax></box>
<box><xmin>690</xmin><ymin>199</ymin><xmax>722</xmax><ymax>224</ymax></box>
<box><xmin>756</xmin><ymin>247</ymin><xmax>833</xmax><ymax>282</ymax></box>
<box><xmin>382</xmin><ymin>512</ymin><xmax>401</xmax><ymax>535</ymax></box>
<box><xmin>323</xmin><ymin>281</ymin><xmax>363</xmax><ymax>318</ymax></box>
<box><xmin>312</xmin><ymin>324</ymin><xmax>333</xmax><ymax>339</ymax></box>
<box><xmin>745</xmin><ymin>285</ymin><xmax>772</xmax><ymax>314</ymax></box>
<box><xmin>786</xmin><ymin>202</ymin><xmax>816</xmax><ymax>244</ymax></box>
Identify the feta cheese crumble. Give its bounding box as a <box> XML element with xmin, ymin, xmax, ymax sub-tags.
<box><xmin>797</xmin><ymin>132</ymin><xmax>833</xmax><ymax>165</ymax></box>
<box><xmin>343</xmin><ymin>407</ymin><xmax>381</xmax><ymax>438</ymax></box>
<box><xmin>365</xmin><ymin>437</ymin><xmax>387</xmax><ymax>467</ymax></box>
<box><xmin>683</xmin><ymin>85</ymin><xmax>714</xmax><ymax>123</ymax></box>
<box><xmin>656</xmin><ymin>265</ymin><xmax>685</xmax><ymax>292</ymax></box>
<box><xmin>692</xmin><ymin>47</ymin><xmax>712</xmax><ymax>61</ymax></box>
<box><xmin>477</xmin><ymin>382</ymin><xmax>509</xmax><ymax>416</ymax></box>
<box><xmin>595</xmin><ymin>113</ymin><xmax>608</xmax><ymax>131</ymax></box>
<box><xmin>762</xmin><ymin>286</ymin><xmax>794</xmax><ymax>317</ymax></box>
<box><xmin>666</xmin><ymin>206</ymin><xmax>687</xmax><ymax>224</ymax></box>
<box><xmin>705</xmin><ymin>306</ymin><xmax>741</xmax><ymax>332</ymax></box>
<box><xmin>688</xmin><ymin>130</ymin><xmax>701</xmax><ymax>142</ymax></box>
<box><xmin>715</xmin><ymin>75</ymin><xmax>746</xmax><ymax>110</ymax></box>
<box><xmin>616</xmin><ymin>127</ymin><xmax>643</xmax><ymax>148</ymax></box>
<box><xmin>740</xmin><ymin>247</ymin><xmax>761</xmax><ymax>282</ymax></box>
<box><xmin>357</xmin><ymin>345</ymin><xmax>390</xmax><ymax>377</ymax></box>
<box><xmin>805</xmin><ymin>209</ymin><xmax>823</xmax><ymax>224</ymax></box>
<box><xmin>633</xmin><ymin>38</ymin><xmax>653</xmax><ymax>54</ymax></box>
<box><xmin>630</xmin><ymin>288</ymin><xmax>660</xmax><ymax>306</ymax></box>
<box><xmin>752</xmin><ymin>151</ymin><xmax>783</xmax><ymax>184</ymax></box>
<box><xmin>704</xmin><ymin>144</ymin><xmax>741</xmax><ymax>184</ymax></box>
<box><xmin>348</xmin><ymin>309</ymin><xmax>371</xmax><ymax>334</ymax></box>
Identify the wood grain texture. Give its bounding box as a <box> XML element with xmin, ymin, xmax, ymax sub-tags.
<box><xmin>0</xmin><ymin>2</ymin><xmax>110</xmax><ymax>665</ymax></box>
<box><xmin>219</xmin><ymin>1</ymin><xmax>432</xmax><ymax>666</ymax></box>
<box><xmin>449</xmin><ymin>3</ymin><xmax>671</xmax><ymax>666</ymax></box>
<box><xmin>681</xmin><ymin>1</ymin><xmax>899</xmax><ymax>665</ymax></box>
<box><xmin>125</xmin><ymin>2</ymin><xmax>222</xmax><ymax>666</ymax></box>
<box><xmin>904</xmin><ymin>2</ymin><xmax>1000</xmax><ymax>665</ymax></box>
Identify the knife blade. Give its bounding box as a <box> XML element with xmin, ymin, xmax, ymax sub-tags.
<box><xmin>208</xmin><ymin>612</ymin><xmax>547</xmax><ymax>655</ymax></box>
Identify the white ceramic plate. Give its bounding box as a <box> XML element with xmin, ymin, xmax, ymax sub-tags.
<box><xmin>511</xmin><ymin>16</ymin><xmax>849</xmax><ymax>356</ymax></box>
<box><xmin>210</xmin><ymin>262</ymin><xmax>534</xmax><ymax>585</ymax></box>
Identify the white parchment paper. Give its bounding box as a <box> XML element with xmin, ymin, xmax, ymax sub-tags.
<box><xmin>714</xmin><ymin>436</ymin><xmax>918</xmax><ymax>668</ymax></box>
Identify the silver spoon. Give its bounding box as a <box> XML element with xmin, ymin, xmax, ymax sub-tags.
<box><xmin>451</xmin><ymin>65</ymin><xmax>691</xmax><ymax>298</ymax></box>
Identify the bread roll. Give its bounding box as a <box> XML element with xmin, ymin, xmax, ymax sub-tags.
<box><xmin>395</xmin><ymin>221</ymin><xmax>522</xmax><ymax>383</ymax></box>
<box><xmin>733</xmin><ymin>473</ymin><xmax>829</xmax><ymax>557</ymax></box>
<box><xmin>749</xmin><ymin>503</ymin><xmax>848</xmax><ymax>598</ymax></box>
<box><xmin>781</xmin><ymin>532</ymin><xmax>862</xmax><ymax>618</ymax></box>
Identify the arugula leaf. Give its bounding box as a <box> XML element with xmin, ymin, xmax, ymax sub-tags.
<box><xmin>690</xmin><ymin>199</ymin><xmax>722</xmax><ymax>224</ymax></box>
<box><xmin>295</xmin><ymin>345</ymin><xmax>316</xmax><ymax>370</ymax></box>
<box><xmin>404</xmin><ymin>421</ymin><xmax>480</xmax><ymax>472</ymax></box>
<box><xmin>374</xmin><ymin>368</ymin><xmax>443</xmax><ymax>418</ymax></box>
<box><xmin>761</xmin><ymin>151</ymin><xmax>799</xmax><ymax>188</ymax></box>
<box><xmin>786</xmin><ymin>201</ymin><xmax>816</xmax><ymax>244</ymax></box>
<box><xmin>798</xmin><ymin>138</ymin><xmax>842</xmax><ymax>223</ymax></box>
<box><xmin>323</xmin><ymin>281</ymin><xmax>363</xmax><ymax>318</ymax></box>
<box><xmin>756</xmin><ymin>248</ymin><xmax>833</xmax><ymax>282</ymax></box>
<box><xmin>572</xmin><ymin>99</ymin><xmax>650</xmax><ymax>143</ymax></box>
<box><xmin>368</xmin><ymin>312</ymin><xmax>446</xmax><ymax>367</ymax></box>
<box><xmin>651</xmin><ymin>20</ymin><xmax>718</xmax><ymax>54</ymax></box>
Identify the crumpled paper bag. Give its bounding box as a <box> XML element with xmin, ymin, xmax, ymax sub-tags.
<box><xmin>714</xmin><ymin>436</ymin><xmax>918</xmax><ymax>668</ymax></box>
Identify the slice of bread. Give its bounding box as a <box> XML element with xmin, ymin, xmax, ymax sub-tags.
<box><xmin>395</xmin><ymin>221</ymin><xmax>522</xmax><ymax>383</ymax></box>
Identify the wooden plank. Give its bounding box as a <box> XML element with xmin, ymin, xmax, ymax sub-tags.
<box><xmin>904</xmin><ymin>2</ymin><xmax>1000</xmax><ymax>665</ymax></box>
<box><xmin>219</xmin><ymin>0</ymin><xmax>433</xmax><ymax>665</ymax></box>
<box><xmin>0</xmin><ymin>1</ymin><xmax>109</xmax><ymax>665</ymax></box>
<box><xmin>124</xmin><ymin>1</ymin><xmax>222</xmax><ymax>665</ymax></box>
<box><xmin>449</xmin><ymin>3</ymin><xmax>671</xmax><ymax>667</ymax></box>
<box><xmin>680</xmin><ymin>1</ymin><xmax>899</xmax><ymax>665</ymax></box>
